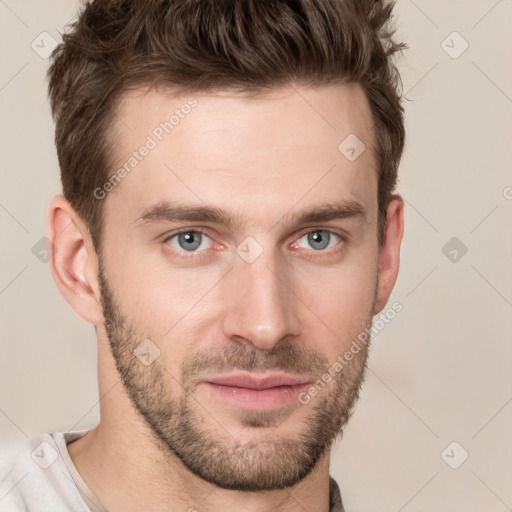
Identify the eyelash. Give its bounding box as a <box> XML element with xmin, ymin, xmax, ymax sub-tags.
<box><xmin>163</xmin><ymin>228</ymin><xmax>345</xmax><ymax>261</ymax></box>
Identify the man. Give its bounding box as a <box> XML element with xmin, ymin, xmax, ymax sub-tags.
<box><xmin>0</xmin><ymin>0</ymin><xmax>406</xmax><ymax>510</ymax></box>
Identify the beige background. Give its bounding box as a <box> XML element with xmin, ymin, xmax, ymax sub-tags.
<box><xmin>1</xmin><ymin>1</ymin><xmax>511</xmax><ymax>510</ymax></box>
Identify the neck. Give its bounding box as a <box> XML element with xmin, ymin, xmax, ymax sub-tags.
<box><xmin>67</xmin><ymin>418</ymin><xmax>333</xmax><ymax>512</ymax></box>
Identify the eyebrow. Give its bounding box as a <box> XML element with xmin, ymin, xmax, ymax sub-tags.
<box><xmin>135</xmin><ymin>199</ymin><xmax>366</xmax><ymax>230</ymax></box>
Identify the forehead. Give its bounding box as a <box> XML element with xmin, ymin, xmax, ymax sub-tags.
<box><xmin>105</xmin><ymin>83</ymin><xmax>378</xmax><ymax>230</ymax></box>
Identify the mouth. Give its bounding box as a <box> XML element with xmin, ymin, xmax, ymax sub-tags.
<box><xmin>200</xmin><ymin>372</ymin><xmax>312</xmax><ymax>411</ymax></box>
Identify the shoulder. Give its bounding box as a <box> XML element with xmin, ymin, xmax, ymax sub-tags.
<box><xmin>0</xmin><ymin>432</ymin><xmax>88</xmax><ymax>512</ymax></box>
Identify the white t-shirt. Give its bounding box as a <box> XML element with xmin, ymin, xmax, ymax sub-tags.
<box><xmin>0</xmin><ymin>430</ymin><xmax>107</xmax><ymax>512</ymax></box>
<box><xmin>0</xmin><ymin>430</ymin><xmax>345</xmax><ymax>511</ymax></box>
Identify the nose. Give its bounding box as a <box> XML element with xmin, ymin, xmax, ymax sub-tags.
<box><xmin>220</xmin><ymin>249</ymin><xmax>301</xmax><ymax>351</ymax></box>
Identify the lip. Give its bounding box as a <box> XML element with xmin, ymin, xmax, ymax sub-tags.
<box><xmin>200</xmin><ymin>372</ymin><xmax>312</xmax><ymax>411</ymax></box>
<box><xmin>203</xmin><ymin>371</ymin><xmax>311</xmax><ymax>390</ymax></box>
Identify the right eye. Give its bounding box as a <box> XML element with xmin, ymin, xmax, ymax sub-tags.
<box><xmin>164</xmin><ymin>230</ymin><xmax>214</xmax><ymax>253</ymax></box>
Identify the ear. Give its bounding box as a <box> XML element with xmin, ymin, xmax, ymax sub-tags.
<box><xmin>373</xmin><ymin>195</ymin><xmax>404</xmax><ymax>314</ymax></box>
<box><xmin>47</xmin><ymin>195</ymin><xmax>104</xmax><ymax>324</ymax></box>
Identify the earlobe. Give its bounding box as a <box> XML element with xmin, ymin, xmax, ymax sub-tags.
<box><xmin>373</xmin><ymin>195</ymin><xmax>404</xmax><ymax>314</ymax></box>
<box><xmin>47</xmin><ymin>195</ymin><xmax>104</xmax><ymax>325</ymax></box>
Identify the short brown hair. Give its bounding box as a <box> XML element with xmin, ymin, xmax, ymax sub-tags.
<box><xmin>48</xmin><ymin>0</ymin><xmax>406</xmax><ymax>252</ymax></box>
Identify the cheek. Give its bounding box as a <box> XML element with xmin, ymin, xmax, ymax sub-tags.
<box><xmin>109</xmin><ymin>249</ymin><xmax>225</xmax><ymax>345</ymax></box>
<box><xmin>293</xmin><ymin>256</ymin><xmax>377</xmax><ymax>358</ymax></box>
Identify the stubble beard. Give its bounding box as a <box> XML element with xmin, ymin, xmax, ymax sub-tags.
<box><xmin>97</xmin><ymin>259</ymin><xmax>373</xmax><ymax>491</ymax></box>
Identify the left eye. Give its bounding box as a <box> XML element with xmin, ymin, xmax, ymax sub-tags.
<box><xmin>165</xmin><ymin>231</ymin><xmax>213</xmax><ymax>252</ymax></box>
<box><xmin>296</xmin><ymin>230</ymin><xmax>340</xmax><ymax>251</ymax></box>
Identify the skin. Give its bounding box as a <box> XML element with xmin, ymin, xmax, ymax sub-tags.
<box><xmin>48</xmin><ymin>82</ymin><xmax>404</xmax><ymax>512</ymax></box>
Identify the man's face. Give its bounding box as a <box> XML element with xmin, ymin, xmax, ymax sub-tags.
<box><xmin>97</xmin><ymin>83</ymin><xmax>380</xmax><ymax>491</ymax></box>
